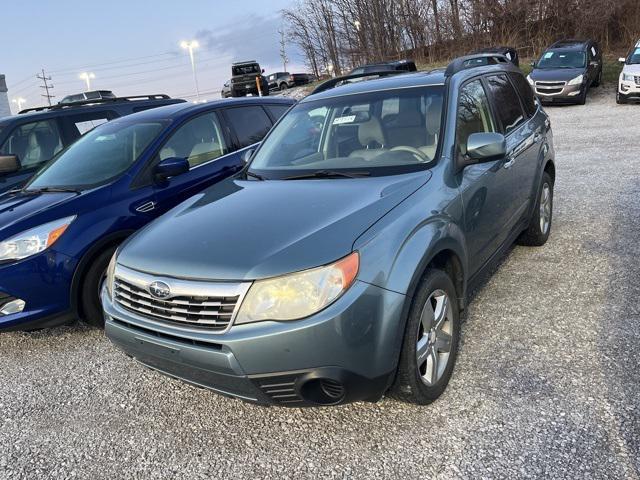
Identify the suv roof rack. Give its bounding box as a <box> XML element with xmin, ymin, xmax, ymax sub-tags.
<box><xmin>444</xmin><ymin>53</ymin><xmax>510</xmax><ymax>77</ymax></box>
<box><xmin>310</xmin><ymin>70</ymin><xmax>408</xmax><ymax>95</ymax></box>
<box><xmin>19</xmin><ymin>94</ymin><xmax>172</xmax><ymax>114</ymax></box>
<box><xmin>232</xmin><ymin>60</ymin><xmax>258</xmax><ymax>65</ymax></box>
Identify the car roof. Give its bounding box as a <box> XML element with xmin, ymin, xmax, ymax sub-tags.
<box><xmin>108</xmin><ymin>97</ymin><xmax>296</xmax><ymax>123</ymax></box>
<box><xmin>548</xmin><ymin>39</ymin><xmax>591</xmax><ymax>50</ymax></box>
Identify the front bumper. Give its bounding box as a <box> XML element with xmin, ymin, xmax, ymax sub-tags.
<box><xmin>103</xmin><ymin>279</ymin><xmax>406</xmax><ymax>406</ymax></box>
<box><xmin>618</xmin><ymin>80</ymin><xmax>640</xmax><ymax>100</ymax></box>
<box><xmin>0</xmin><ymin>250</ymin><xmax>77</xmax><ymax>331</ymax></box>
<box><xmin>534</xmin><ymin>81</ymin><xmax>583</xmax><ymax>103</ymax></box>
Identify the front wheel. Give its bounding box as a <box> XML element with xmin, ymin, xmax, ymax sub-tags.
<box><xmin>390</xmin><ymin>269</ymin><xmax>460</xmax><ymax>405</ymax></box>
<box><xmin>577</xmin><ymin>87</ymin><xmax>587</xmax><ymax>105</ymax></box>
<box><xmin>517</xmin><ymin>172</ymin><xmax>553</xmax><ymax>246</ymax></box>
<box><xmin>616</xmin><ymin>92</ymin><xmax>626</xmax><ymax>104</ymax></box>
<box><xmin>80</xmin><ymin>247</ymin><xmax>117</xmax><ymax>327</ymax></box>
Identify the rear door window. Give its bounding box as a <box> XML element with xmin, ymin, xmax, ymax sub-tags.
<box><xmin>225</xmin><ymin>106</ymin><xmax>273</xmax><ymax>148</ymax></box>
<box><xmin>0</xmin><ymin>119</ymin><xmax>64</xmax><ymax>170</ymax></box>
<box><xmin>508</xmin><ymin>73</ymin><xmax>537</xmax><ymax>117</ymax></box>
<box><xmin>485</xmin><ymin>75</ymin><xmax>526</xmax><ymax>135</ymax></box>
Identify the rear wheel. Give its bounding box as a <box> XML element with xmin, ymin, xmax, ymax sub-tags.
<box><xmin>390</xmin><ymin>268</ymin><xmax>460</xmax><ymax>405</ymax></box>
<box><xmin>593</xmin><ymin>69</ymin><xmax>602</xmax><ymax>87</ymax></box>
<box><xmin>517</xmin><ymin>172</ymin><xmax>553</xmax><ymax>246</ymax></box>
<box><xmin>80</xmin><ymin>247</ymin><xmax>117</xmax><ymax>327</ymax></box>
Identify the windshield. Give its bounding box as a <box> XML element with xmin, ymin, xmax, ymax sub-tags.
<box><xmin>627</xmin><ymin>48</ymin><xmax>640</xmax><ymax>65</ymax></box>
<box><xmin>248</xmin><ymin>86</ymin><xmax>444</xmax><ymax>179</ymax></box>
<box><xmin>26</xmin><ymin>120</ymin><xmax>165</xmax><ymax>190</ymax></box>
<box><xmin>537</xmin><ymin>50</ymin><xmax>586</xmax><ymax>69</ymax></box>
<box><xmin>232</xmin><ymin>64</ymin><xmax>261</xmax><ymax>75</ymax></box>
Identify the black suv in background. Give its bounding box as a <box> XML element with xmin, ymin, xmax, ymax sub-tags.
<box><xmin>0</xmin><ymin>94</ymin><xmax>184</xmax><ymax>194</ymax></box>
<box><xmin>266</xmin><ymin>72</ymin><xmax>315</xmax><ymax>91</ymax></box>
<box><xmin>527</xmin><ymin>39</ymin><xmax>602</xmax><ymax>105</ymax></box>
<box><xmin>228</xmin><ymin>61</ymin><xmax>269</xmax><ymax>97</ymax></box>
<box><xmin>472</xmin><ymin>46</ymin><xmax>519</xmax><ymax>66</ymax></box>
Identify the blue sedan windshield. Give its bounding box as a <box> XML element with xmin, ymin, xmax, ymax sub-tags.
<box><xmin>25</xmin><ymin>120</ymin><xmax>165</xmax><ymax>190</ymax></box>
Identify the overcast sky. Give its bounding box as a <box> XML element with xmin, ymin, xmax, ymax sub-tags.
<box><xmin>1</xmin><ymin>0</ymin><xmax>303</xmax><ymax>112</ymax></box>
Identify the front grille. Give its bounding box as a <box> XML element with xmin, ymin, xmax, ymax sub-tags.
<box><xmin>535</xmin><ymin>80</ymin><xmax>566</xmax><ymax>96</ymax></box>
<box><xmin>635</xmin><ymin>76</ymin><xmax>640</xmax><ymax>86</ymax></box>
<box><xmin>535</xmin><ymin>81</ymin><xmax>566</xmax><ymax>87</ymax></box>
<box><xmin>112</xmin><ymin>268</ymin><xmax>249</xmax><ymax>332</ymax></box>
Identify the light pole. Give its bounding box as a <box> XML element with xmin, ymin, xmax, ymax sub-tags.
<box><xmin>12</xmin><ymin>97</ymin><xmax>26</xmax><ymax>112</ymax></box>
<box><xmin>181</xmin><ymin>40</ymin><xmax>201</xmax><ymax>101</ymax></box>
<box><xmin>79</xmin><ymin>72</ymin><xmax>95</xmax><ymax>91</ymax></box>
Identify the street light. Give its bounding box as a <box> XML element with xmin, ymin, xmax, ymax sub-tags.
<box><xmin>79</xmin><ymin>72</ymin><xmax>95</xmax><ymax>91</ymax></box>
<box><xmin>12</xmin><ymin>97</ymin><xmax>26</xmax><ymax>112</ymax></box>
<box><xmin>181</xmin><ymin>40</ymin><xmax>201</xmax><ymax>101</ymax></box>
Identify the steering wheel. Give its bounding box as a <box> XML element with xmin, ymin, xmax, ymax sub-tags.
<box><xmin>390</xmin><ymin>146</ymin><xmax>430</xmax><ymax>163</ymax></box>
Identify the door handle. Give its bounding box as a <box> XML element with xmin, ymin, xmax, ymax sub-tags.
<box><xmin>503</xmin><ymin>156</ymin><xmax>515</xmax><ymax>169</ymax></box>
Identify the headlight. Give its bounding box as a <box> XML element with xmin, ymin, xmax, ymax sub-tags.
<box><xmin>105</xmin><ymin>251</ymin><xmax>117</xmax><ymax>299</ymax></box>
<box><xmin>235</xmin><ymin>252</ymin><xmax>359</xmax><ymax>324</ymax></box>
<box><xmin>0</xmin><ymin>216</ymin><xmax>76</xmax><ymax>262</ymax></box>
<box><xmin>526</xmin><ymin>75</ymin><xmax>534</xmax><ymax>85</ymax></box>
<box><xmin>623</xmin><ymin>73</ymin><xmax>634</xmax><ymax>82</ymax></box>
<box><xmin>567</xmin><ymin>75</ymin><xmax>584</xmax><ymax>86</ymax></box>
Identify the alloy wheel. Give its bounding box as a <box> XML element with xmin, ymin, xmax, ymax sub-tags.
<box><xmin>416</xmin><ymin>289</ymin><xmax>453</xmax><ymax>386</ymax></box>
<box><xmin>539</xmin><ymin>183</ymin><xmax>551</xmax><ymax>234</ymax></box>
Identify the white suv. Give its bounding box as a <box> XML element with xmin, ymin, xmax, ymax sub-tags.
<box><xmin>617</xmin><ymin>40</ymin><xmax>640</xmax><ymax>104</ymax></box>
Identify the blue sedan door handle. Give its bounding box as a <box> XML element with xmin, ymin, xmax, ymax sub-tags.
<box><xmin>503</xmin><ymin>154</ymin><xmax>515</xmax><ymax>169</ymax></box>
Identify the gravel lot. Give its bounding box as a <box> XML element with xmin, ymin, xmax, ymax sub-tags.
<box><xmin>1</xmin><ymin>87</ymin><xmax>639</xmax><ymax>480</ymax></box>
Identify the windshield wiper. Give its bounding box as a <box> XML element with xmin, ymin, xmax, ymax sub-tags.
<box><xmin>281</xmin><ymin>170</ymin><xmax>371</xmax><ymax>180</ymax></box>
<box><xmin>245</xmin><ymin>170</ymin><xmax>266</xmax><ymax>181</ymax></box>
<box><xmin>23</xmin><ymin>187</ymin><xmax>81</xmax><ymax>194</ymax></box>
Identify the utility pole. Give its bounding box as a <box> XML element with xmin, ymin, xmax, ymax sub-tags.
<box><xmin>36</xmin><ymin>69</ymin><xmax>54</xmax><ymax>106</ymax></box>
<box><xmin>279</xmin><ymin>29</ymin><xmax>289</xmax><ymax>72</ymax></box>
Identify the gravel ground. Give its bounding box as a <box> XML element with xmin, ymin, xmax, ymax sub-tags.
<box><xmin>1</xmin><ymin>87</ymin><xmax>639</xmax><ymax>480</ymax></box>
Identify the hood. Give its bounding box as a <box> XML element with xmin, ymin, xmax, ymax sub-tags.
<box><xmin>0</xmin><ymin>190</ymin><xmax>79</xmax><ymax>237</ymax></box>
<box><xmin>622</xmin><ymin>64</ymin><xmax>640</xmax><ymax>75</ymax></box>
<box><xmin>118</xmin><ymin>172</ymin><xmax>431</xmax><ymax>281</ymax></box>
<box><xmin>530</xmin><ymin>68</ymin><xmax>585</xmax><ymax>82</ymax></box>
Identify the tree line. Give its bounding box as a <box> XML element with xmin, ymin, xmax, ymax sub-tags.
<box><xmin>282</xmin><ymin>0</ymin><xmax>640</xmax><ymax>76</ymax></box>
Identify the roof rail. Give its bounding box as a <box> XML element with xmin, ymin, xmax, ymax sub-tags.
<box><xmin>19</xmin><ymin>94</ymin><xmax>172</xmax><ymax>114</ymax></box>
<box><xmin>310</xmin><ymin>70</ymin><xmax>408</xmax><ymax>95</ymax></box>
<box><xmin>444</xmin><ymin>53</ymin><xmax>510</xmax><ymax>78</ymax></box>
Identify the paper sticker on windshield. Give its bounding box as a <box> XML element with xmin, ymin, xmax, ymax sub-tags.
<box><xmin>543</xmin><ymin>52</ymin><xmax>554</xmax><ymax>59</ymax></box>
<box><xmin>333</xmin><ymin>115</ymin><xmax>356</xmax><ymax>125</ymax></box>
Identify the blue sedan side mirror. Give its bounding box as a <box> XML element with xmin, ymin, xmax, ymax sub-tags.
<box><xmin>155</xmin><ymin>157</ymin><xmax>189</xmax><ymax>180</ymax></box>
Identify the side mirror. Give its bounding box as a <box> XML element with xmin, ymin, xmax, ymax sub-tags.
<box><xmin>154</xmin><ymin>157</ymin><xmax>189</xmax><ymax>180</ymax></box>
<box><xmin>0</xmin><ymin>155</ymin><xmax>21</xmax><ymax>174</ymax></box>
<box><xmin>530</xmin><ymin>61</ymin><xmax>536</xmax><ymax>68</ymax></box>
<box><xmin>463</xmin><ymin>132</ymin><xmax>506</xmax><ymax>166</ymax></box>
<box><xmin>589</xmin><ymin>61</ymin><xmax>599</xmax><ymax>67</ymax></box>
<box><xmin>261</xmin><ymin>69</ymin><xmax>265</xmax><ymax>74</ymax></box>
<box><xmin>242</xmin><ymin>148</ymin><xmax>255</xmax><ymax>164</ymax></box>
<box><xmin>619</xmin><ymin>57</ymin><xmax>626</xmax><ymax>64</ymax></box>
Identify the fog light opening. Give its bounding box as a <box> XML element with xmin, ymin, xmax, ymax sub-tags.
<box><xmin>0</xmin><ymin>298</ymin><xmax>26</xmax><ymax>316</ymax></box>
<box><xmin>300</xmin><ymin>378</ymin><xmax>346</xmax><ymax>405</ymax></box>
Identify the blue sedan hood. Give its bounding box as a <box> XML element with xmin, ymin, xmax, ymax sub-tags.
<box><xmin>0</xmin><ymin>191</ymin><xmax>79</xmax><ymax>238</ymax></box>
<box><xmin>118</xmin><ymin>172</ymin><xmax>431</xmax><ymax>281</ymax></box>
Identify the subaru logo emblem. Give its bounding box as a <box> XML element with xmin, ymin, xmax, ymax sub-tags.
<box><xmin>149</xmin><ymin>281</ymin><xmax>171</xmax><ymax>299</ymax></box>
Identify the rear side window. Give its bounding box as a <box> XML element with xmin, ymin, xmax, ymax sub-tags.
<box><xmin>456</xmin><ymin>80</ymin><xmax>496</xmax><ymax>155</ymax></box>
<box><xmin>225</xmin><ymin>106</ymin><xmax>272</xmax><ymax>148</ymax></box>
<box><xmin>265</xmin><ymin>104</ymin><xmax>291</xmax><ymax>122</ymax></box>
<box><xmin>508</xmin><ymin>73</ymin><xmax>537</xmax><ymax>117</ymax></box>
<box><xmin>485</xmin><ymin>75</ymin><xmax>525</xmax><ymax>135</ymax></box>
<box><xmin>0</xmin><ymin>119</ymin><xmax>64</xmax><ymax>169</ymax></box>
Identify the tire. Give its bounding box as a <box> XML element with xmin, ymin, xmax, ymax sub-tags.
<box><xmin>517</xmin><ymin>171</ymin><xmax>553</xmax><ymax>247</ymax></box>
<box><xmin>593</xmin><ymin>69</ymin><xmax>602</xmax><ymax>87</ymax></box>
<box><xmin>577</xmin><ymin>87</ymin><xmax>587</xmax><ymax>105</ymax></box>
<box><xmin>616</xmin><ymin>92</ymin><xmax>626</xmax><ymax>104</ymax></box>
<box><xmin>80</xmin><ymin>247</ymin><xmax>117</xmax><ymax>327</ymax></box>
<box><xmin>390</xmin><ymin>268</ymin><xmax>460</xmax><ymax>405</ymax></box>
<box><xmin>279</xmin><ymin>83</ymin><xmax>288</xmax><ymax>91</ymax></box>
